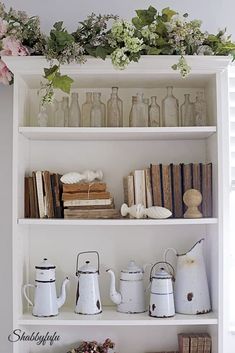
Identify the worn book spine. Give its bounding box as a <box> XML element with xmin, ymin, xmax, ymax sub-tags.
<box><xmin>63</xmin><ymin>182</ymin><xmax>106</xmax><ymax>193</ymax></box>
<box><xmin>178</xmin><ymin>333</ymin><xmax>190</xmax><ymax>353</ymax></box>
<box><xmin>189</xmin><ymin>335</ymin><xmax>198</xmax><ymax>353</ymax></box>
<box><xmin>24</xmin><ymin>177</ymin><xmax>30</xmax><ymax>218</ymax></box>
<box><xmin>172</xmin><ymin>164</ymin><xmax>183</xmax><ymax>218</ymax></box>
<box><xmin>203</xmin><ymin>333</ymin><xmax>212</xmax><ymax>353</ymax></box>
<box><xmin>145</xmin><ymin>168</ymin><xmax>153</xmax><ymax>208</ymax></box>
<box><xmin>197</xmin><ymin>334</ymin><xmax>205</xmax><ymax>353</ymax></box>
<box><xmin>134</xmin><ymin>170</ymin><xmax>146</xmax><ymax>207</ymax></box>
<box><xmin>32</xmin><ymin>171</ymin><xmax>39</xmax><ymax>218</ymax></box>
<box><xmin>64</xmin><ymin>208</ymin><xmax>120</xmax><ymax>219</ymax></box>
<box><xmin>151</xmin><ymin>164</ymin><xmax>163</xmax><ymax>207</ymax></box>
<box><xmin>182</xmin><ymin>163</ymin><xmax>193</xmax><ymax>212</ymax></box>
<box><xmin>64</xmin><ymin>198</ymin><xmax>113</xmax><ymax>207</ymax></box>
<box><xmin>162</xmin><ymin>164</ymin><xmax>173</xmax><ymax>213</ymax></box>
<box><xmin>50</xmin><ymin>174</ymin><xmax>57</xmax><ymax>218</ymax></box>
<box><xmin>192</xmin><ymin>163</ymin><xmax>202</xmax><ymax>212</ymax></box>
<box><xmin>35</xmin><ymin>171</ymin><xmax>45</xmax><ymax>218</ymax></box>
<box><xmin>202</xmin><ymin>163</ymin><xmax>213</xmax><ymax>217</ymax></box>
<box><xmin>62</xmin><ymin>191</ymin><xmax>111</xmax><ymax>201</ymax></box>
<box><xmin>66</xmin><ymin>204</ymin><xmax>115</xmax><ymax>210</ymax></box>
<box><xmin>42</xmin><ymin>171</ymin><xmax>54</xmax><ymax>218</ymax></box>
<box><xmin>28</xmin><ymin>176</ymin><xmax>36</xmax><ymax>218</ymax></box>
<box><xmin>55</xmin><ymin>174</ymin><xmax>63</xmax><ymax>218</ymax></box>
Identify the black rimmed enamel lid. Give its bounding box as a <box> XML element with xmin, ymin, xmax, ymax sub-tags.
<box><xmin>35</xmin><ymin>258</ymin><xmax>56</xmax><ymax>270</ymax></box>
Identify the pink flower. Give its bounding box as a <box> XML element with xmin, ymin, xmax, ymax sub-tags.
<box><xmin>0</xmin><ymin>37</ymin><xmax>29</xmax><ymax>56</ymax></box>
<box><xmin>0</xmin><ymin>59</ymin><xmax>13</xmax><ymax>84</ymax></box>
<box><xmin>0</xmin><ymin>19</ymin><xmax>8</xmax><ymax>38</ymax></box>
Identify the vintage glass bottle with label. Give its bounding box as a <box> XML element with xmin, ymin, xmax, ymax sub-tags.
<box><xmin>90</xmin><ymin>92</ymin><xmax>106</xmax><ymax>127</ymax></box>
<box><xmin>149</xmin><ymin>96</ymin><xmax>161</xmax><ymax>127</ymax></box>
<box><xmin>162</xmin><ymin>86</ymin><xmax>179</xmax><ymax>127</ymax></box>
<box><xmin>69</xmin><ymin>92</ymin><xmax>81</xmax><ymax>127</ymax></box>
<box><xmin>82</xmin><ymin>92</ymin><xmax>93</xmax><ymax>127</ymax></box>
<box><xmin>181</xmin><ymin>94</ymin><xmax>194</xmax><ymax>126</ymax></box>
<box><xmin>194</xmin><ymin>91</ymin><xmax>207</xmax><ymax>126</ymax></box>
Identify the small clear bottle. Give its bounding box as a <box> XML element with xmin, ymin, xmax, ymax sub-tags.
<box><xmin>37</xmin><ymin>105</ymin><xmax>49</xmax><ymax>127</ymax></box>
<box><xmin>69</xmin><ymin>92</ymin><xmax>81</xmax><ymax>127</ymax></box>
<box><xmin>149</xmin><ymin>96</ymin><xmax>161</xmax><ymax>127</ymax></box>
<box><xmin>107</xmin><ymin>90</ymin><xmax>121</xmax><ymax>127</ymax></box>
<box><xmin>62</xmin><ymin>97</ymin><xmax>69</xmax><ymax>127</ymax></box>
<box><xmin>54</xmin><ymin>101</ymin><xmax>64</xmax><ymax>127</ymax></box>
<box><xmin>82</xmin><ymin>92</ymin><xmax>93</xmax><ymax>127</ymax></box>
<box><xmin>181</xmin><ymin>94</ymin><xmax>194</xmax><ymax>126</ymax></box>
<box><xmin>111</xmin><ymin>87</ymin><xmax>123</xmax><ymax>126</ymax></box>
<box><xmin>194</xmin><ymin>91</ymin><xmax>207</xmax><ymax>126</ymax></box>
<box><xmin>143</xmin><ymin>98</ymin><xmax>150</xmax><ymax>126</ymax></box>
<box><xmin>162</xmin><ymin>86</ymin><xmax>179</xmax><ymax>127</ymax></box>
<box><xmin>91</xmin><ymin>92</ymin><xmax>105</xmax><ymax>127</ymax></box>
<box><xmin>129</xmin><ymin>96</ymin><xmax>137</xmax><ymax>127</ymax></box>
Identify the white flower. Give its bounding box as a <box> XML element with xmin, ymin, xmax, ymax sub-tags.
<box><xmin>111</xmin><ymin>48</ymin><xmax>130</xmax><ymax>70</ymax></box>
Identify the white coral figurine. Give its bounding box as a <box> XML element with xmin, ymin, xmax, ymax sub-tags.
<box><xmin>61</xmin><ymin>169</ymin><xmax>103</xmax><ymax>184</ymax></box>
<box><xmin>121</xmin><ymin>203</ymin><xmax>172</xmax><ymax>219</ymax></box>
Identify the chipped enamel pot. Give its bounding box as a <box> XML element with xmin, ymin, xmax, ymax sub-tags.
<box><xmin>75</xmin><ymin>251</ymin><xmax>102</xmax><ymax>315</ymax></box>
<box><xmin>164</xmin><ymin>238</ymin><xmax>211</xmax><ymax>315</ymax></box>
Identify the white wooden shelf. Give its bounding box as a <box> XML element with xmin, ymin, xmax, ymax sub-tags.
<box><xmin>18</xmin><ymin>218</ymin><xmax>218</xmax><ymax>226</ymax></box>
<box><xmin>19</xmin><ymin>126</ymin><xmax>216</xmax><ymax>141</ymax></box>
<box><xmin>18</xmin><ymin>307</ymin><xmax>218</xmax><ymax>326</ymax></box>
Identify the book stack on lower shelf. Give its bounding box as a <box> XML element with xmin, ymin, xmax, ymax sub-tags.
<box><xmin>63</xmin><ymin>182</ymin><xmax>120</xmax><ymax>219</ymax></box>
<box><xmin>124</xmin><ymin>163</ymin><xmax>212</xmax><ymax>218</ymax></box>
<box><xmin>178</xmin><ymin>333</ymin><xmax>212</xmax><ymax>353</ymax></box>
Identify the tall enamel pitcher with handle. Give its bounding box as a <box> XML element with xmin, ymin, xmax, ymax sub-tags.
<box><xmin>164</xmin><ymin>238</ymin><xmax>211</xmax><ymax>315</ymax></box>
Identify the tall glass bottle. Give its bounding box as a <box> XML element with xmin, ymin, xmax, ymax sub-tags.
<box><xmin>181</xmin><ymin>94</ymin><xmax>194</xmax><ymax>126</ymax></box>
<box><xmin>129</xmin><ymin>93</ymin><xmax>148</xmax><ymax>127</ymax></box>
<box><xmin>111</xmin><ymin>87</ymin><xmax>123</xmax><ymax>126</ymax></box>
<box><xmin>129</xmin><ymin>96</ymin><xmax>137</xmax><ymax>127</ymax></box>
<box><xmin>107</xmin><ymin>90</ymin><xmax>121</xmax><ymax>127</ymax></box>
<box><xmin>62</xmin><ymin>97</ymin><xmax>69</xmax><ymax>127</ymax></box>
<box><xmin>37</xmin><ymin>105</ymin><xmax>48</xmax><ymax>127</ymax></box>
<box><xmin>162</xmin><ymin>86</ymin><xmax>179</xmax><ymax>127</ymax></box>
<box><xmin>54</xmin><ymin>101</ymin><xmax>64</xmax><ymax>127</ymax></box>
<box><xmin>194</xmin><ymin>91</ymin><xmax>207</xmax><ymax>126</ymax></box>
<box><xmin>82</xmin><ymin>92</ymin><xmax>93</xmax><ymax>127</ymax></box>
<box><xmin>149</xmin><ymin>96</ymin><xmax>161</xmax><ymax>127</ymax></box>
<box><xmin>143</xmin><ymin>98</ymin><xmax>150</xmax><ymax>126</ymax></box>
<box><xmin>90</xmin><ymin>92</ymin><xmax>105</xmax><ymax>127</ymax></box>
<box><xmin>69</xmin><ymin>92</ymin><xmax>81</xmax><ymax>127</ymax></box>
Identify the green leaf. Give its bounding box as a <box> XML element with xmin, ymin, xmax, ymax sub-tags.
<box><xmin>132</xmin><ymin>16</ymin><xmax>143</xmax><ymax>29</ymax></box>
<box><xmin>44</xmin><ymin>65</ymin><xmax>59</xmax><ymax>81</ymax></box>
<box><xmin>135</xmin><ymin>6</ymin><xmax>157</xmax><ymax>26</ymax></box>
<box><xmin>147</xmin><ymin>47</ymin><xmax>162</xmax><ymax>55</ymax></box>
<box><xmin>52</xmin><ymin>74</ymin><xmax>74</xmax><ymax>94</ymax></box>
<box><xmin>53</xmin><ymin>21</ymin><xmax>64</xmax><ymax>31</ymax></box>
<box><xmin>162</xmin><ymin>7</ymin><xmax>177</xmax><ymax>21</ymax></box>
<box><xmin>95</xmin><ymin>46</ymin><xmax>107</xmax><ymax>60</ymax></box>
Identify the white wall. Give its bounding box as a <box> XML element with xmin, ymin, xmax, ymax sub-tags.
<box><xmin>0</xmin><ymin>1</ymin><xmax>235</xmax><ymax>352</ymax></box>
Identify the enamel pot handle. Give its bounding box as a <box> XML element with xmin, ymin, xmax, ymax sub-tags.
<box><xmin>76</xmin><ymin>251</ymin><xmax>100</xmax><ymax>276</ymax></box>
<box><xmin>149</xmin><ymin>261</ymin><xmax>175</xmax><ymax>282</ymax></box>
<box><xmin>23</xmin><ymin>284</ymin><xmax>35</xmax><ymax>306</ymax></box>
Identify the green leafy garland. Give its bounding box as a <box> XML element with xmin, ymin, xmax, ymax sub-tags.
<box><xmin>0</xmin><ymin>3</ymin><xmax>235</xmax><ymax>104</ymax></box>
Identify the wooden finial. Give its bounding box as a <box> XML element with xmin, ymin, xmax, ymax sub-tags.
<box><xmin>183</xmin><ymin>189</ymin><xmax>203</xmax><ymax>218</ymax></box>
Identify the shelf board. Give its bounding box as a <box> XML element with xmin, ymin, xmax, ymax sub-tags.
<box><xmin>18</xmin><ymin>218</ymin><xmax>218</xmax><ymax>226</ymax></box>
<box><xmin>19</xmin><ymin>127</ymin><xmax>216</xmax><ymax>141</ymax></box>
<box><xmin>18</xmin><ymin>307</ymin><xmax>218</xmax><ymax>326</ymax></box>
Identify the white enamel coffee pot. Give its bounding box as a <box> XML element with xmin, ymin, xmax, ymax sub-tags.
<box><xmin>149</xmin><ymin>261</ymin><xmax>175</xmax><ymax>318</ymax></box>
<box><xmin>107</xmin><ymin>260</ymin><xmax>148</xmax><ymax>313</ymax></box>
<box><xmin>75</xmin><ymin>251</ymin><xmax>102</xmax><ymax>315</ymax></box>
<box><xmin>23</xmin><ymin>258</ymin><xmax>69</xmax><ymax>317</ymax></box>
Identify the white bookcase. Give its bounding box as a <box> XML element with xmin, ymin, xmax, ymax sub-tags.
<box><xmin>4</xmin><ymin>55</ymin><xmax>230</xmax><ymax>353</ymax></box>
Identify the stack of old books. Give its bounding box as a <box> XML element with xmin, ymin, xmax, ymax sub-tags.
<box><xmin>178</xmin><ymin>333</ymin><xmax>212</xmax><ymax>353</ymax></box>
<box><xmin>123</xmin><ymin>163</ymin><xmax>213</xmax><ymax>218</ymax></box>
<box><xmin>62</xmin><ymin>182</ymin><xmax>120</xmax><ymax>219</ymax></box>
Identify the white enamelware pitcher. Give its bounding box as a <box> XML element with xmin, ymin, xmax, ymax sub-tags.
<box><xmin>164</xmin><ymin>238</ymin><xmax>211</xmax><ymax>315</ymax></box>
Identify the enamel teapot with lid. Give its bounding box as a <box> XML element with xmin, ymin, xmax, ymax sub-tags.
<box><xmin>107</xmin><ymin>260</ymin><xmax>148</xmax><ymax>313</ymax></box>
<box><xmin>164</xmin><ymin>238</ymin><xmax>211</xmax><ymax>315</ymax></box>
<box><xmin>149</xmin><ymin>261</ymin><xmax>175</xmax><ymax>318</ymax></box>
<box><xmin>23</xmin><ymin>258</ymin><xmax>69</xmax><ymax>317</ymax></box>
<box><xmin>75</xmin><ymin>251</ymin><xmax>102</xmax><ymax>315</ymax></box>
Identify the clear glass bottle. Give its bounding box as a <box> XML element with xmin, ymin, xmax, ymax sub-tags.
<box><xmin>69</xmin><ymin>92</ymin><xmax>81</xmax><ymax>127</ymax></box>
<box><xmin>90</xmin><ymin>92</ymin><xmax>105</xmax><ymax>127</ymax></box>
<box><xmin>62</xmin><ymin>97</ymin><xmax>69</xmax><ymax>127</ymax></box>
<box><xmin>149</xmin><ymin>96</ymin><xmax>161</xmax><ymax>127</ymax></box>
<box><xmin>181</xmin><ymin>94</ymin><xmax>194</xmax><ymax>126</ymax></box>
<box><xmin>194</xmin><ymin>91</ymin><xmax>207</xmax><ymax>126</ymax></box>
<box><xmin>143</xmin><ymin>98</ymin><xmax>150</xmax><ymax>126</ymax></box>
<box><xmin>82</xmin><ymin>92</ymin><xmax>93</xmax><ymax>127</ymax></box>
<box><xmin>129</xmin><ymin>96</ymin><xmax>137</xmax><ymax>127</ymax></box>
<box><xmin>37</xmin><ymin>105</ymin><xmax>48</xmax><ymax>127</ymax></box>
<box><xmin>54</xmin><ymin>101</ymin><xmax>64</xmax><ymax>127</ymax></box>
<box><xmin>162</xmin><ymin>86</ymin><xmax>179</xmax><ymax>127</ymax></box>
<box><xmin>129</xmin><ymin>93</ymin><xmax>148</xmax><ymax>127</ymax></box>
<box><xmin>111</xmin><ymin>87</ymin><xmax>123</xmax><ymax>126</ymax></box>
<box><xmin>46</xmin><ymin>100</ymin><xmax>57</xmax><ymax>127</ymax></box>
<box><xmin>107</xmin><ymin>90</ymin><xmax>121</xmax><ymax>127</ymax></box>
